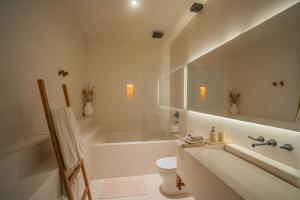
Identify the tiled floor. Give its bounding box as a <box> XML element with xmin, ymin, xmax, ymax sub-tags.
<box><xmin>90</xmin><ymin>174</ymin><xmax>195</xmax><ymax>200</ymax></box>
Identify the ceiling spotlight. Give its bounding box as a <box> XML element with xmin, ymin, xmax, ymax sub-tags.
<box><xmin>130</xmin><ymin>0</ymin><xmax>138</xmax><ymax>7</ymax></box>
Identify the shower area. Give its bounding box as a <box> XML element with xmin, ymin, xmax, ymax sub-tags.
<box><xmin>89</xmin><ymin>65</ymin><xmax>186</xmax><ymax>144</ymax></box>
<box><xmin>84</xmin><ymin>45</ymin><xmax>187</xmax><ymax>143</ymax></box>
<box><xmin>83</xmin><ymin>38</ymin><xmax>186</xmax><ymax>143</ymax></box>
<box><xmin>80</xmin><ymin>61</ymin><xmax>187</xmax><ymax>179</ymax></box>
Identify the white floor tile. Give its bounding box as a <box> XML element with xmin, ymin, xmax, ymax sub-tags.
<box><xmin>90</xmin><ymin>174</ymin><xmax>195</xmax><ymax>200</ymax></box>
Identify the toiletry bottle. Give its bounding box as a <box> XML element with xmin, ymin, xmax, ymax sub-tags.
<box><xmin>173</xmin><ymin>111</ymin><xmax>179</xmax><ymax>126</ymax></box>
<box><xmin>210</xmin><ymin>126</ymin><xmax>218</xmax><ymax>143</ymax></box>
<box><xmin>218</xmin><ymin>131</ymin><xmax>225</xmax><ymax>142</ymax></box>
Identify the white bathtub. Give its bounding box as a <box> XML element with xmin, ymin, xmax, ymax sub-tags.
<box><xmin>84</xmin><ymin>129</ymin><xmax>177</xmax><ymax>179</ymax></box>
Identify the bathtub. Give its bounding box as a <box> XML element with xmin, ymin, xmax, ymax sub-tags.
<box><xmin>81</xmin><ymin>123</ymin><xmax>177</xmax><ymax>179</ymax></box>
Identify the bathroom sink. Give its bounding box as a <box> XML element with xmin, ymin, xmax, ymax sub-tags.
<box><xmin>224</xmin><ymin>143</ymin><xmax>300</xmax><ymax>189</ymax></box>
<box><xmin>177</xmin><ymin>144</ymin><xmax>300</xmax><ymax>200</ymax></box>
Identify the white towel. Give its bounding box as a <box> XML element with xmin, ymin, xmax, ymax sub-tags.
<box><xmin>51</xmin><ymin>107</ymin><xmax>85</xmax><ymax>170</ymax></box>
<box><xmin>175</xmin><ymin>139</ymin><xmax>205</xmax><ymax>147</ymax></box>
<box><xmin>187</xmin><ymin>134</ymin><xmax>203</xmax><ymax>140</ymax></box>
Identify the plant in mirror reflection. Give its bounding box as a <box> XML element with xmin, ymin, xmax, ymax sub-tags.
<box><xmin>228</xmin><ymin>90</ymin><xmax>241</xmax><ymax>105</ymax></box>
<box><xmin>229</xmin><ymin>90</ymin><xmax>241</xmax><ymax>115</ymax></box>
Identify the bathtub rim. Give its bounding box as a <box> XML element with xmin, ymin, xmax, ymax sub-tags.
<box><xmin>91</xmin><ymin>139</ymin><xmax>177</xmax><ymax>147</ymax></box>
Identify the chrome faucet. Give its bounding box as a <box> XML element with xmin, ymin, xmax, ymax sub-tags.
<box><xmin>280</xmin><ymin>144</ymin><xmax>294</xmax><ymax>151</ymax></box>
<box><xmin>252</xmin><ymin>139</ymin><xmax>277</xmax><ymax>148</ymax></box>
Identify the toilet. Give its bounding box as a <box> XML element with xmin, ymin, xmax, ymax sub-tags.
<box><xmin>156</xmin><ymin>157</ymin><xmax>190</xmax><ymax>197</ymax></box>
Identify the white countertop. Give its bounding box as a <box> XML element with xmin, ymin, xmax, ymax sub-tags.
<box><xmin>185</xmin><ymin>147</ymin><xmax>300</xmax><ymax>200</ymax></box>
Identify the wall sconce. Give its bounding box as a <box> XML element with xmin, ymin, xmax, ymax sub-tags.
<box><xmin>127</xmin><ymin>84</ymin><xmax>134</xmax><ymax>100</ymax></box>
<box><xmin>199</xmin><ymin>86</ymin><xmax>206</xmax><ymax>100</ymax></box>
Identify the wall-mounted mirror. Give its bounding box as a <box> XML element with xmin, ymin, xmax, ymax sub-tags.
<box><xmin>159</xmin><ymin>66</ymin><xmax>185</xmax><ymax>109</ymax></box>
<box><xmin>187</xmin><ymin>3</ymin><xmax>300</xmax><ymax>131</ymax></box>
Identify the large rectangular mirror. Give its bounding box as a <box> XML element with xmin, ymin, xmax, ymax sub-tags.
<box><xmin>159</xmin><ymin>66</ymin><xmax>185</xmax><ymax>109</ymax></box>
<box><xmin>187</xmin><ymin>3</ymin><xmax>300</xmax><ymax>131</ymax></box>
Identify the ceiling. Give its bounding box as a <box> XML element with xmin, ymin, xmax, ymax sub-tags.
<box><xmin>218</xmin><ymin>2</ymin><xmax>300</xmax><ymax>54</ymax></box>
<box><xmin>63</xmin><ymin>0</ymin><xmax>193</xmax><ymax>42</ymax></box>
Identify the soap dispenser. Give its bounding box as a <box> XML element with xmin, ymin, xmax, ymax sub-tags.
<box><xmin>209</xmin><ymin>126</ymin><xmax>218</xmax><ymax>143</ymax></box>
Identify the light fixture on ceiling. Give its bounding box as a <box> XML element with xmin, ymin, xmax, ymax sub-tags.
<box><xmin>130</xmin><ymin>0</ymin><xmax>138</xmax><ymax>7</ymax></box>
<box><xmin>190</xmin><ymin>2</ymin><xmax>204</xmax><ymax>13</ymax></box>
<box><xmin>152</xmin><ymin>31</ymin><xmax>164</xmax><ymax>39</ymax></box>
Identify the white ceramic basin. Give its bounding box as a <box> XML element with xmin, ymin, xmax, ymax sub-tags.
<box><xmin>225</xmin><ymin>143</ymin><xmax>300</xmax><ymax>189</ymax></box>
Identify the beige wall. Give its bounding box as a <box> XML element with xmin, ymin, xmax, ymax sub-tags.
<box><xmin>234</xmin><ymin>30</ymin><xmax>300</xmax><ymax>122</ymax></box>
<box><xmin>85</xmin><ymin>40</ymin><xmax>164</xmax><ymax>138</ymax></box>
<box><xmin>187</xmin><ymin>51</ymin><xmax>235</xmax><ymax>115</ymax></box>
<box><xmin>170</xmin><ymin>0</ymin><xmax>299</xmax><ymax>69</ymax></box>
<box><xmin>0</xmin><ymin>0</ymin><xmax>86</xmax><ymax>147</ymax></box>
<box><xmin>187</xmin><ymin>111</ymin><xmax>300</xmax><ymax>170</ymax></box>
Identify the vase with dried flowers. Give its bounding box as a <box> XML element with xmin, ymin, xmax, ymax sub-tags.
<box><xmin>229</xmin><ymin>90</ymin><xmax>241</xmax><ymax>114</ymax></box>
<box><xmin>82</xmin><ymin>84</ymin><xmax>95</xmax><ymax>116</ymax></box>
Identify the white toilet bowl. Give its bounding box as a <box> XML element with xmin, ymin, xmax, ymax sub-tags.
<box><xmin>156</xmin><ymin>157</ymin><xmax>189</xmax><ymax>197</ymax></box>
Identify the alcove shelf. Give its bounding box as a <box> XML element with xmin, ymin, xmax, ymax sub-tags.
<box><xmin>0</xmin><ymin>134</ymin><xmax>50</xmax><ymax>160</ymax></box>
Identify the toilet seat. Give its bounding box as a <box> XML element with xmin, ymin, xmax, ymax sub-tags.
<box><xmin>156</xmin><ymin>157</ymin><xmax>177</xmax><ymax>170</ymax></box>
<box><xmin>156</xmin><ymin>156</ymin><xmax>190</xmax><ymax>197</ymax></box>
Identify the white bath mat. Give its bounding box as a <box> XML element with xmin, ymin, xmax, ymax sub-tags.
<box><xmin>99</xmin><ymin>176</ymin><xmax>148</xmax><ymax>199</ymax></box>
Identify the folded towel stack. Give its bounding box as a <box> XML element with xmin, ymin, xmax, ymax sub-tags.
<box><xmin>180</xmin><ymin>135</ymin><xmax>205</xmax><ymax>146</ymax></box>
<box><xmin>175</xmin><ymin>139</ymin><xmax>205</xmax><ymax>148</ymax></box>
<box><xmin>183</xmin><ymin>134</ymin><xmax>204</xmax><ymax>144</ymax></box>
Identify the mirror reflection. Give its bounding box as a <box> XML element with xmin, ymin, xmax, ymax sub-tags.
<box><xmin>187</xmin><ymin>4</ymin><xmax>300</xmax><ymax>131</ymax></box>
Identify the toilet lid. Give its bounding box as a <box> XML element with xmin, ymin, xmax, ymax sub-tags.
<box><xmin>156</xmin><ymin>157</ymin><xmax>177</xmax><ymax>170</ymax></box>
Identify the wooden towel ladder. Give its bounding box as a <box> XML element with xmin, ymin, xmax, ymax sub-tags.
<box><xmin>37</xmin><ymin>79</ymin><xmax>92</xmax><ymax>200</ymax></box>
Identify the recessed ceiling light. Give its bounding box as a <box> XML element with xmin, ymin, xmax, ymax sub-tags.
<box><xmin>130</xmin><ymin>0</ymin><xmax>138</xmax><ymax>7</ymax></box>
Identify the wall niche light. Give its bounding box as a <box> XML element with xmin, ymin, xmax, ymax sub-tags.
<box><xmin>199</xmin><ymin>86</ymin><xmax>206</xmax><ymax>100</ymax></box>
<box><xmin>127</xmin><ymin>84</ymin><xmax>134</xmax><ymax>100</ymax></box>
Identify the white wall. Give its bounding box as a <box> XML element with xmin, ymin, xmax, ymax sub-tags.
<box><xmin>0</xmin><ymin>0</ymin><xmax>87</xmax><ymax>199</ymax></box>
<box><xmin>85</xmin><ymin>40</ymin><xmax>165</xmax><ymax>139</ymax></box>
<box><xmin>0</xmin><ymin>0</ymin><xmax>86</xmax><ymax>147</ymax></box>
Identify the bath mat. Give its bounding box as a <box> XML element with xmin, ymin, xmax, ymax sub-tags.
<box><xmin>99</xmin><ymin>176</ymin><xmax>148</xmax><ymax>199</ymax></box>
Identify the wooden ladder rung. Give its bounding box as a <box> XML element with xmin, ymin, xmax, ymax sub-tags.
<box><xmin>81</xmin><ymin>187</ymin><xmax>89</xmax><ymax>200</ymax></box>
<box><xmin>69</xmin><ymin>161</ymin><xmax>83</xmax><ymax>185</ymax></box>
